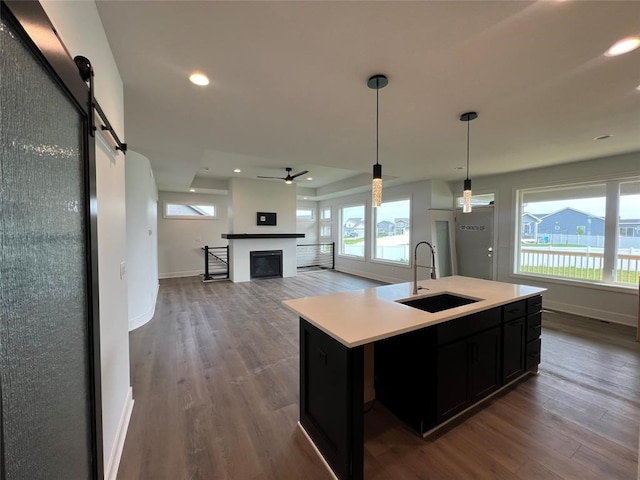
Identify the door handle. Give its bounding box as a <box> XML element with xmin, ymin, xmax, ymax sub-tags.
<box><xmin>317</xmin><ymin>348</ymin><xmax>327</xmax><ymax>365</ymax></box>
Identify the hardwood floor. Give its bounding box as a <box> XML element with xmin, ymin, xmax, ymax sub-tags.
<box><xmin>117</xmin><ymin>272</ymin><xmax>640</xmax><ymax>480</ymax></box>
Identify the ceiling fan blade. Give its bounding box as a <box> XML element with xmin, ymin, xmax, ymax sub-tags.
<box><xmin>257</xmin><ymin>175</ymin><xmax>285</xmax><ymax>180</ymax></box>
<box><xmin>290</xmin><ymin>170</ymin><xmax>309</xmax><ymax>179</ymax></box>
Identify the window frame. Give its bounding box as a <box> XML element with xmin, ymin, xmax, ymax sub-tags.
<box><xmin>513</xmin><ymin>177</ymin><xmax>639</xmax><ymax>289</ymax></box>
<box><xmin>163</xmin><ymin>201</ymin><xmax>217</xmax><ymax>220</ymax></box>
<box><xmin>338</xmin><ymin>203</ymin><xmax>366</xmax><ymax>259</ymax></box>
<box><xmin>296</xmin><ymin>208</ymin><xmax>314</xmax><ymax>221</ymax></box>
<box><xmin>371</xmin><ymin>197</ymin><xmax>412</xmax><ymax>266</ymax></box>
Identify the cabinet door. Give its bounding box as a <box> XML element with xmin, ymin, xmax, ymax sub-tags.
<box><xmin>436</xmin><ymin>340</ymin><xmax>469</xmax><ymax>422</ymax></box>
<box><xmin>469</xmin><ymin>327</ymin><xmax>501</xmax><ymax>402</ymax></box>
<box><xmin>502</xmin><ymin>319</ymin><xmax>525</xmax><ymax>384</ymax></box>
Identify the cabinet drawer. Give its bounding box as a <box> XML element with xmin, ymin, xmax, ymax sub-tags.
<box><xmin>527</xmin><ymin>295</ymin><xmax>543</xmax><ymax>314</ymax></box>
<box><xmin>526</xmin><ymin>338</ymin><xmax>541</xmax><ymax>370</ymax></box>
<box><xmin>436</xmin><ymin>307</ymin><xmax>501</xmax><ymax>345</ymax></box>
<box><xmin>503</xmin><ymin>300</ymin><xmax>526</xmax><ymax>322</ymax></box>
<box><xmin>526</xmin><ymin>312</ymin><xmax>542</xmax><ymax>342</ymax></box>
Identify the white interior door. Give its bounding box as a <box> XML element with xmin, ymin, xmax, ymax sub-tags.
<box><xmin>455</xmin><ymin>206</ymin><xmax>495</xmax><ymax>280</ymax></box>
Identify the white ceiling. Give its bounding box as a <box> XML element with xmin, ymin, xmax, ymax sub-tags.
<box><xmin>95</xmin><ymin>1</ymin><xmax>640</xmax><ymax>198</ymax></box>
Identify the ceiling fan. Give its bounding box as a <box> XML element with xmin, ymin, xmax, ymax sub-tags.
<box><xmin>257</xmin><ymin>167</ymin><xmax>309</xmax><ymax>184</ymax></box>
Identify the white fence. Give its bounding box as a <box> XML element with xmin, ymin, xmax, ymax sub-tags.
<box><xmin>520</xmin><ymin>247</ymin><xmax>639</xmax><ymax>283</ymax></box>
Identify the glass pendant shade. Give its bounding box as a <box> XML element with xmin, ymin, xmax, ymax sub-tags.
<box><xmin>463</xmin><ymin>178</ymin><xmax>472</xmax><ymax>213</ymax></box>
<box><xmin>372</xmin><ymin>163</ymin><xmax>382</xmax><ymax>207</ymax></box>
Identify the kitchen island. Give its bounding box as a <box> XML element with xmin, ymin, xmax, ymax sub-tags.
<box><xmin>283</xmin><ymin>276</ymin><xmax>545</xmax><ymax>480</ymax></box>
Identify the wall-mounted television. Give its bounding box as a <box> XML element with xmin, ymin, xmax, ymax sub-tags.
<box><xmin>257</xmin><ymin>212</ymin><xmax>277</xmax><ymax>226</ymax></box>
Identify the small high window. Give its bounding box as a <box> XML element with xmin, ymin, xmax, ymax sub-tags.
<box><xmin>164</xmin><ymin>202</ymin><xmax>216</xmax><ymax>219</ymax></box>
<box><xmin>296</xmin><ymin>208</ymin><xmax>314</xmax><ymax>220</ymax></box>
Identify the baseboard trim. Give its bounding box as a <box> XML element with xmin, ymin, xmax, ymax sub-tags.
<box><xmin>297</xmin><ymin>422</ymin><xmax>338</xmax><ymax>480</ymax></box>
<box><xmin>334</xmin><ymin>267</ymin><xmax>397</xmax><ymax>285</ymax></box>
<box><xmin>158</xmin><ymin>270</ymin><xmax>202</xmax><ymax>279</ymax></box>
<box><xmin>129</xmin><ymin>282</ymin><xmax>159</xmax><ymax>331</ymax></box>
<box><xmin>543</xmin><ymin>299</ymin><xmax>636</xmax><ymax>327</ymax></box>
<box><xmin>104</xmin><ymin>387</ymin><xmax>134</xmax><ymax>480</ymax></box>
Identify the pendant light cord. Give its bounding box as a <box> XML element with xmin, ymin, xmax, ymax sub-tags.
<box><xmin>376</xmin><ymin>78</ymin><xmax>379</xmax><ymax>166</ymax></box>
<box><xmin>466</xmin><ymin>118</ymin><xmax>470</xmax><ymax>181</ymax></box>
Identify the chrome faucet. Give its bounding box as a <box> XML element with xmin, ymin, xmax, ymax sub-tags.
<box><xmin>413</xmin><ymin>241</ymin><xmax>436</xmax><ymax>295</ymax></box>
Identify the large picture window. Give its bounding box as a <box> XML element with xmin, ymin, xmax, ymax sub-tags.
<box><xmin>516</xmin><ymin>179</ymin><xmax>639</xmax><ymax>286</ymax></box>
<box><xmin>340</xmin><ymin>204</ymin><xmax>365</xmax><ymax>257</ymax></box>
<box><xmin>373</xmin><ymin>198</ymin><xmax>411</xmax><ymax>264</ymax></box>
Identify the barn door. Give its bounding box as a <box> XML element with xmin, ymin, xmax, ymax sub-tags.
<box><xmin>1</xmin><ymin>3</ymin><xmax>102</xmax><ymax>479</ymax></box>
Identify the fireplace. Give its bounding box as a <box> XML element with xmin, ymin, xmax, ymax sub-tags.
<box><xmin>250</xmin><ymin>250</ymin><xmax>283</xmax><ymax>279</ymax></box>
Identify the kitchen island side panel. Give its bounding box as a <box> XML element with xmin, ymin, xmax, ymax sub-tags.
<box><xmin>300</xmin><ymin>318</ymin><xmax>364</xmax><ymax>480</ymax></box>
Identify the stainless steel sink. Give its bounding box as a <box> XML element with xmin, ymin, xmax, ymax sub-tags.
<box><xmin>399</xmin><ymin>293</ymin><xmax>479</xmax><ymax>313</ymax></box>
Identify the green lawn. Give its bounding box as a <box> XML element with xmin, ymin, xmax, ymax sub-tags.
<box><xmin>343</xmin><ymin>238</ymin><xmax>365</xmax><ymax>245</ymax></box>
<box><xmin>520</xmin><ymin>265</ymin><xmax>639</xmax><ymax>284</ymax></box>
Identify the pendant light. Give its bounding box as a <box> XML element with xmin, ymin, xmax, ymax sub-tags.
<box><xmin>460</xmin><ymin>111</ymin><xmax>478</xmax><ymax>213</ymax></box>
<box><xmin>368</xmin><ymin>74</ymin><xmax>388</xmax><ymax>208</ymax></box>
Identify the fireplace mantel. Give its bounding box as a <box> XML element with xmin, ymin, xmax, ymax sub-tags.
<box><xmin>222</xmin><ymin>233</ymin><xmax>305</xmax><ymax>240</ymax></box>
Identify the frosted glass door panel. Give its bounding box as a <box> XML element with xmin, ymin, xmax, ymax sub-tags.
<box><xmin>1</xmin><ymin>18</ymin><xmax>92</xmax><ymax>479</ymax></box>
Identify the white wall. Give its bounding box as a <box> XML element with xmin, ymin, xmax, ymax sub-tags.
<box><xmin>450</xmin><ymin>152</ymin><xmax>639</xmax><ymax>326</ymax></box>
<box><xmin>321</xmin><ymin>180</ymin><xmax>453</xmax><ymax>284</ymax></box>
<box><xmin>157</xmin><ymin>191</ymin><xmax>229</xmax><ymax>278</ymax></box>
<box><xmin>126</xmin><ymin>151</ymin><xmax>158</xmax><ymax>330</ymax></box>
<box><xmin>228</xmin><ymin>177</ymin><xmax>296</xmax><ymax>233</ymax></box>
<box><xmin>40</xmin><ymin>3</ymin><xmax>132</xmax><ymax>479</ymax></box>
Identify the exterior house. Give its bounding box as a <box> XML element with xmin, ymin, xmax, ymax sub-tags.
<box><xmin>394</xmin><ymin>218</ymin><xmax>410</xmax><ymax>235</ymax></box>
<box><xmin>521</xmin><ymin>212</ymin><xmax>542</xmax><ymax>241</ymax></box>
<box><xmin>537</xmin><ymin>207</ymin><xmax>605</xmax><ymax>239</ymax></box>
<box><xmin>344</xmin><ymin>217</ymin><xmax>365</xmax><ymax>237</ymax></box>
<box><xmin>619</xmin><ymin>218</ymin><xmax>640</xmax><ymax>237</ymax></box>
<box><xmin>376</xmin><ymin>220</ymin><xmax>395</xmax><ymax>235</ymax></box>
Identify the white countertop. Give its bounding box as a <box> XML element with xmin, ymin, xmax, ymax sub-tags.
<box><xmin>283</xmin><ymin>276</ymin><xmax>546</xmax><ymax>348</ymax></box>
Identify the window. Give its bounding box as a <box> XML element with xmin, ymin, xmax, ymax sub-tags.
<box><xmin>319</xmin><ymin>206</ymin><xmax>331</xmax><ymax>243</ymax></box>
<box><xmin>164</xmin><ymin>202</ymin><xmax>216</xmax><ymax>219</ymax></box>
<box><xmin>617</xmin><ymin>180</ymin><xmax>640</xmax><ymax>283</ymax></box>
<box><xmin>296</xmin><ymin>208</ymin><xmax>314</xmax><ymax>220</ymax></box>
<box><xmin>373</xmin><ymin>198</ymin><xmax>411</xmax><ymax>264</ymax></box>
<box><xmin>516</xmin><ymin>179</ymin><xmax>639</xmax><ymax>286</ymax></box>
<box><xmin>340</xmin><ymin>205</ymin><xmax>365</xmax><ymax>257</ymax></box>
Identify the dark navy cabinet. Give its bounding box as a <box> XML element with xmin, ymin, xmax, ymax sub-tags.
<box><xmin>375</xmin><ymin>298</ymin><xmax>542</xmax><ymax>435</ymax></box>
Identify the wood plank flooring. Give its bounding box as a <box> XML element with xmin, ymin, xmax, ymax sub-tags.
<box><xmin>117</xmin><ymin>272</ymin><xmax>640</xmax><ymax>480</ymax></box>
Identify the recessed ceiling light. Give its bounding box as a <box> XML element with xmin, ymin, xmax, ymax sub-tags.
<box><xmin>636</xmin><ymin>84</ymin><xmax>640</xmax><ymax>91</ymax></box>
<box><xmin>234</xmin><ymin>168</ymin><xmax>241</xmax><ymax>173</ymax></box>
<box><xmin>594</xmin><ymin>134</ymin><xmax>613</xmax><ymax>140</ymax></box>
<box><xmin>189</xmin><ymin>72</ymin><xmax>209</xmax><ymax>86</ymax></box>
<box><xmin>604</xmin><ymin>36</ymin><xmax>640</xmax><ymax>57</ymax></box>
<box><xmin>189</xmin><ymin>188</ymin><xmax>196</xmax><ymax>192</ymax></box>
<box><xmin>307</xmin><ymin>177</ymin><xmax>313</xmax><ymax>181</ymax></box>
<box><xmin>303</xmin><ymin>197</ymin><xmax>308</xmax><ymax>200</ymax></box>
